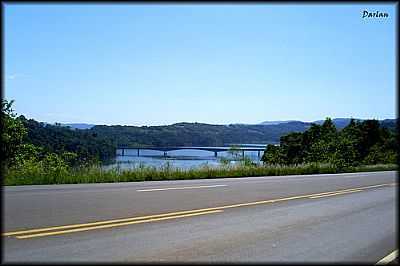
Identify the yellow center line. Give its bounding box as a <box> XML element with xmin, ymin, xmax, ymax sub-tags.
<box><xmin>308</xmin><ymin>189</ymin><xmax>363</xmax><ymax>199</ymax></box>
<box><xmin>303</xmin><ymin>187</ymin><xmax>364</xmax><ymax>197</ymax></box>
<box><xmin>15</xmin><ymin>210</ymin><xmax>223</xmax><ymax>239</ymax></box>
<box><xmin>3</xmin><ymin>182</ymin><xmax>396</xmax><ymax>239</ymax></box>
<box><xmin>3</xmin><ymin>208</ymin><xmax>226</xmax><ymax>237</ymax></box>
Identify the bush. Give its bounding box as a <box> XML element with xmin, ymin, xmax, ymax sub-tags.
<box><xmin>4</xmin><ymin>161</ymin><xmax>397</xmax><ymax>186</ymax></box>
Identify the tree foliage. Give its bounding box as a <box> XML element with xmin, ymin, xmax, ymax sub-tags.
<box><xmin>3</xmin><ymin>99</ymin><xmax>398</xmax><ymax>177</ymax></box>
<box><xmin>261</xmin><ymin>117</ymin><xmax>398</xmax><ymax>168</ymax></box>
<box><xmin>2</xmin><ymin>99</ymin><xmax>116</xmax><ymax>172</ymax></box>
<box><xmin>18</xmin><ymin>115</ymin><xmax>116</xmax><ymax>165</ymax></box>
<box><xmin>1</xmin><ymin>100</ymin><xmax>31</xmax><ymax>168</ymax></box>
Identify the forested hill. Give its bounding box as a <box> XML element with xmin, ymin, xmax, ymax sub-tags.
<box><xmin>379</xmin><ymin>119</ymin><xmax>397</xmax><ymax>131</ymax></box>
<box><xmin>89</xmin><ymin>121</ymin><xmax>311</xmax><ymax>147</ymax></box>
<box><xmin>88</xmin><ymin>119</ymin><xmax>397</xmax><ymax>147</ymax></box>
<box><xmin>17</xmin><ymin>113</ymin><xmax>397</xmax><ymax>164</ymax></box>
<box><xmin>19</xmin><ymin>116</ymin><xmax>116</xmax><ymax>163</ymax></box>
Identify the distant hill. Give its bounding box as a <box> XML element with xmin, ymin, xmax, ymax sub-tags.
<box><xmin>260</xmin><ymin>118</ymin><xmax>397</xmax><ymax>130</ymax></box>
<box><xmin>312</xmin><ymin>118</ymin><xmax>364</xmax><ymax>129</ymax></box>
<box><xmin>60</xmin><ymin>123</ymin><xmax>96</xmax><ymax>130</ymax></box>
<box><xmin>259</xmin><ymin>118</ymin><xmax>354</xmax><ymax>129</ymax></box>
<box><xmin>52</xmin><ymin>118</ymin><xmax>395</xmax><ymax>147</ymax></box>
<box><xmin>90</xmin><ymin>122</ymin><xmax>312</xmax><ymax>147</ymax></box>
<box><xmin>259</xmin><ymin>120</ymin><xmax>301</xmax><ymax>126</ymax></box>
<box><xmin>379</xmin><ymin>119</ymin><xmax>397</xmax><ymax>131</ymax></box>
<box><xmin>312</xmin><ymin>118</ymin><xmax>397</xmax><ymax>130</ymax></box>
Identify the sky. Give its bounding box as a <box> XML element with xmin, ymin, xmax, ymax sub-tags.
<box><xmin>4</xmin><ymin>3</ymin><xmax>397</xmax><ymax>126</ymax></box>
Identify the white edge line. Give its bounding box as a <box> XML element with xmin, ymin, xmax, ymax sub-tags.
<box><xmin>376</xmin><ymin>250</ymin><xmax>398</xmax><ymax>264</ymax></box>
<box><xmin>137</xmin><ymin>184</ymin><xmax>227</xmax><ymax>192</ymax></box>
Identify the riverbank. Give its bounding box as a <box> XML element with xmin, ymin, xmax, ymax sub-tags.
<box><xmin>3</xmin><ymin>162</ymin><xmax>398</xmax><ymax>186</ymax></box>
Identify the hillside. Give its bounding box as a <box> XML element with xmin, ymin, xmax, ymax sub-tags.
<box><xmin>89</xmin><ymin>119</ymin><xmax>396</xmax><ymax>147</ymax></box>
<box><xmin>20</xmin><ymin>116</ymin><xmax>397</xmax><ymax>155</ymax></box>
<box><xmin>60</xmin><ymin>123</ymin><xmax>96</xmax><ymax>130</ymax></box>
<box><xmin>259</xmin><ymin>120</ymin><xmax>301</xmax><ymax>125</ymax></box>
<box><xmin>90</xmin><ymin>122</ymin><xmax>312</xmax><ymax>147</ymax></box>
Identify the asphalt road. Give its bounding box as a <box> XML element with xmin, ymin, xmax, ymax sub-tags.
<box><xmin>2</xmin><ymin>171</ymin><xmax>398</xmax><ymax>263</ymax></box>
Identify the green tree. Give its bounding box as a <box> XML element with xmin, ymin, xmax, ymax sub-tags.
<box><xmin>1</xmin><ymin>99</ymin><xmax>31</xmax><ymax>168</ymax></box>
<box><xmin>359</xmin><ymin>119</ymin><xmax>381</xmax><ymax>159</ymax></box>
<box><xmin>363</xmin><ymin>143</ymin><xmax>397</xmax><ymax>165</ymax></box>
<box><xmin>320</xmin><ymin>118</ymin><xmax>337</xmax><ymax>141</ymax></box>
<box><xmin>261</xmin><ymin>144</ymin><xmax>285</xmax><ymax>165</ymax></box>
<box><xmin>302</xmin><ymin>123</ymin><xmax>322</xmax><ymax>148</ymax></box>
<box><xmin>263</xmin><ymin>117</ymin><xmax>397</xmax><ymax>168</ymax></box>
<box><xmin>303</xmin><ymin>118</ymin><xmax>340</xmax><ymax>165</ymax></box>
<box><xmin>279</xmin><ymin>132</ymin><xmax>304</xmax><ymax>164</ymax></box>
<box><xmin>328</xmin><ymin>136</ymin><xmax>359</xmax><ymax>168</ymax></box>
<box><xmin>61</xmin><ymin>151</ymin><xmax>79</xmax><ymax>167</ymax></box>
<box><xmin>304</xmin><ymin>139</ymin><xmax>331</xmax><ymax>163</ymax></box>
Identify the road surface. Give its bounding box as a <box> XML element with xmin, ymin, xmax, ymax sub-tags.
<box><xmin>2</xmin><ymin>171</ymin><xmax>398</xmax><ymax>263</ymax></box>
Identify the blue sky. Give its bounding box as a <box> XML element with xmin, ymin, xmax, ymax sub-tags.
<box><xmin>4</xmin><ymin>3</ymin><xmax>397</xmax><ymax>126</ymax></box>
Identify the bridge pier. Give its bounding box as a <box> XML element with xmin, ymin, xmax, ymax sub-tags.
<box><xmin>116</xmin><ymin>147</ymin><xmax>265</xmax><ymax>159</ymax></box>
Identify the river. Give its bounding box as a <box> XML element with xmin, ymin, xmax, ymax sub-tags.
<box><xmin>103</xmin><ymin>145</ymin><xmax>269</xmax><ymax>170</ymax></box>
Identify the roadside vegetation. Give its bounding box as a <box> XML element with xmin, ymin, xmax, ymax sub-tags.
<box><xmin>261</xmin><ymin>117</ymin><xmax>398</xmax><ymax>168</ymax></box>
<box><xmin>2</xmin><ymin>99</ymin><xmax>398</xmax><ymax>186</ymax></box>
<box><xmin>4</xmin><ymin>161</ymin><xmax>397</xmax><ymax>186</ymax></box>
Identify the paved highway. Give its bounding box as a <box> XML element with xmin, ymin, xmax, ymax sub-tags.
<box><xmin>2</xmin><ymin>171</ymin><xmax>398</xmax><ymax>263</ymax></box>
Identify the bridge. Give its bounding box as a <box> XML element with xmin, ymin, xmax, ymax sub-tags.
<box><xmin>117</xmin><ymin>146</ymin><xmax>267</xmax><ymax>158</ymax></box>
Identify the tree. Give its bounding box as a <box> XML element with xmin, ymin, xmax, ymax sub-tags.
<box><xmin>304</xmin><ymin>139</ymin><xmax>331</xmax><ymax>163</ymax></box>
<box><xmin>279</xmin><ymin>132</ymin><xmax>304</xmax><ymax>164</ymax></box>
<box><xmin>302</xmin><ymin>118</ymin><xmax>338</xmax><ymax>165</ymax></box>
<box><xmin>328</xmin><ymin>136</ymin><xmax>359</xmax><ymax>168</ymax></box>
<box><xmin>321</xmin><ymin>118</ymin><xmax>337</xmax><ymax>140</ymax></box>
<box><xmin>1</xmin><ymin>99</ymin><xmax>30</xmax><ymax>168</ymax></box>
<box><xmin>262</xmin><ymin>116</ymin><xmax>397</xmax><ymax>167</ymax></box>
<box><xmin>359</xmin><ymin>119</ymin><xmax>381</xmax><ymax>158</ymax></box>
<box><xmin>302</xmin><ymin>123</ymin><xmax>322</xmax><ymax>147</ymax></box>
<box><xmin>363</xmin><ymin>144</ymin><xmax>396</xmax><ymax>165</ymax></box>
<box><xmin>261</xmin><ymin>144</ymin><xmax>285</xmax><ymax>165</ymax></box>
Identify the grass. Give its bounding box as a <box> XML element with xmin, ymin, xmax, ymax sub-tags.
<box><xmin>3</xmin><ymin>162</ymin><xmax>398</xmax><ymax>186</ymax></box>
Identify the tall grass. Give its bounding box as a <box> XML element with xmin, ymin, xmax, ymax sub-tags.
<box><xmin>3</xmin><ymin>162</ymin><xmax>398</xmax><ymax>186</ymax></box>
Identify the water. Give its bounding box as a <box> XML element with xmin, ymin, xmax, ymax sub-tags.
<box><xmin>103</xmin><ymin>145</ymin><xmax>267</xmax><ymax>170</ymax></box>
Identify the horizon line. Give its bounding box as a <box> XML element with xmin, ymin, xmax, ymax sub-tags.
<box><xmin>33</xmin><ymin>117</ymin><xmax>397</xmax><ymax>127</ymax></box>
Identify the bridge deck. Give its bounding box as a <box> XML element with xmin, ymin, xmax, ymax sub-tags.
<box><xmin>117</xmin><ymin>146</ymin><xmax>266</xmax><ymax>152</ymax></box>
